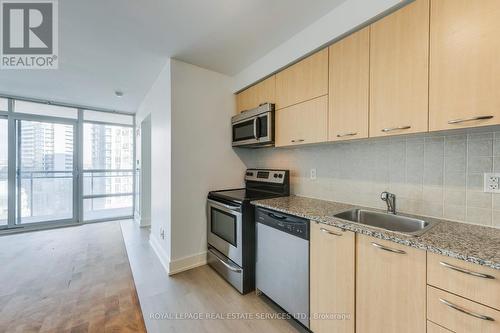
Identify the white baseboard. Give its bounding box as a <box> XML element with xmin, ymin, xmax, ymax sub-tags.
<box><xmin>168</xmin><ymin>252</ymin><xmax>207</xmax><ymax>276</ymax></box>
<box><xmin>149</xmin><ymin>235</ymin><xmax>170</xmax><ymax>274</ymax></box>
<box><xmin>134</xmin><ymin>215</ymin><xmax>151</xmax><ymax>227</ymax></box>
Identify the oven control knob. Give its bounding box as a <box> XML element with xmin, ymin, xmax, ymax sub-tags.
<box><xmin>273</xmin><ymin>174</ymin><xmax>278</xmax><ymax>178</ymax></box>
<box><xmin>278</xmin><ymin>174</ymin><xmax>283</xmax><ymax>178</ymax></box>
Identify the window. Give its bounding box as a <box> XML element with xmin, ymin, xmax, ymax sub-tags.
<box><xmin>83</xmin><ymin>122</ymin><xmax>134</xmax><ymax>221</ymax></box>
<box><xmin>0</xmin><ymin>98</ymin><xmax>8</xmax><ymax>112</ymax></box>
<box><xmin>14</xmin><ymin>100</ymin><xmax>78</xmax><ymax>119</ymax></box>
<box><xmin>0</xmin><ymin>118</ymin><xmax>7</xmax><ymax>226</ymax></box>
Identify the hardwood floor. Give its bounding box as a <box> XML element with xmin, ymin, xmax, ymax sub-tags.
<box><xmin>121</xmin><ymin>221</ymin><xmax>304</xmax><ymax>333</ymax></box>
<box><xmin>0</xmin><ymin>222</ymin><xmax>146</xmax><ymax>333</ymax></box>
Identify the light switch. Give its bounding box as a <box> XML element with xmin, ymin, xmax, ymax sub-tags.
<box><xmin>310</xmin><ymin>168</ymin><xmax>317</xmax><ymax>180</ymax></box>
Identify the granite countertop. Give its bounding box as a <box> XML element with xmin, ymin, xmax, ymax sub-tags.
<box><xmin>252</xmin><ymin>196</ymin><xmax>500</xmax><ymax>270</ymax></box>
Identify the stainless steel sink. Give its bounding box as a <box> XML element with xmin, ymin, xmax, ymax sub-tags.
<box><xmin>334</xmin><ymin>209</ymin><xmax>436</xmax><ymax>236</ymax></box>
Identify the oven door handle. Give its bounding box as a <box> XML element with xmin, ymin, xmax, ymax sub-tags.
<box><xmin>210</xmin><ymin>248</ymin><xmax>242</xmax><ymax>273</ymax></box>
<box><xmin>207</xmin><ymin>199</ymin><xmax>241</xmax><ymax>212</ymax></box>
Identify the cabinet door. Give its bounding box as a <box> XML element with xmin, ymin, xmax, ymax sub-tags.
<box><xmin>275</xmin><ymin>95</ymin><xmax>328</xmax><ymax>147</ymax></box>
<box><xmin>429</xmin><ymin>0</ymin><xmax>500</xmax><ymax>131</ymax></box>
<box><xmin>310</xmin><ymin>223</ymin><xmax>355</xmax><ymax>333</ymax></box>
<box><xmin>356</xmin><ymin>234</ymin><xmax>426</xmax><ymax>333</ymax></box>
<box><xmin>235</xmin><ymin>76</ymin><xmax>275</xmax><ymax>113</ymax></box>
<box><xmin>369</xmin><ymin>0</ymin><xmax>429</xmax><ymax>137</ymax></box>
<box><xmin>329</xmin><ymin>27</ymin><xmax>369</xmax><ymax>142</ymax></box>
<box><xmin>275</xmin><ymin>48</ymin><xmax>328</xmax><ymax>110</ymax></box>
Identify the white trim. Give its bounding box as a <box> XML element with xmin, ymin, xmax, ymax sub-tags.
<box><xmin>168</xmin><ymin>252</ymin><xmax>207</xmax><ymax>276</ymax></box>
<box><xmin>149</xmin><ymin>235</ymin><xmax>170</xmax><ymax>274</ymax></box>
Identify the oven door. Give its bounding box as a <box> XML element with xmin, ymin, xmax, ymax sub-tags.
<box><xmin>207</xmin><ymin>199</ymin><xmax>243</xmax><ymax>266</ymax></box>
<box><xmin>232</xmin><ymin>112</ymin><xmax>273</xmax><ymax>147</ymax></box>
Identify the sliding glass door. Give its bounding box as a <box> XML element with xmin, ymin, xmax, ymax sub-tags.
<box><xmin>0</xmin><ymin>117</ymin><xmax>7</xmax><ymax>227</ymax></box>
<box><xmin>16</xmin><ymin>119</ymin><xmax>76</xmax><ymax>225</ymax></box>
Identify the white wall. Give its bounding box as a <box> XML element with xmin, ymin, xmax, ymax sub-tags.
<box><xmin>136</xmin><ymin>60</ymin><xmax>172</xmax><ymax>268</ymax></box>
<box><xmin>232</xmin><ymin>0</ymin><xmax>406</xmax><ymax>91</ymax></box>
<box><xmin>169</xmin><ymin>59</ymin><xmax>246</xmax><ymax>272</ymax></box>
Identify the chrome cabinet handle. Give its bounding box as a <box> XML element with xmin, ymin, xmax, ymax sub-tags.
<box><xmin>320</xmin><ymin>227</ymin><xmax>342</xmax><ymax>236</ymax></box>
<box><xmin>336</xmin><ymin>132</ymin><xmax>358</xmax><ymax>138</ymax></box>
<box><xmin>448</xmin><ymin>115</ymin><xmax>493</xmax><ymax>124</ymax></box>
<box><xmin>381</xmin><ymin>126</ymin><xmax>411</xmax><ymax>132</ymax></box>
<box><xmin>439</xmin><ymin>261</ymin><xmax>495</xmax><ymax>279</ymax></box>
<box><xmin>371</xmin><ymin>242</ymin><xmax>406</xmax><ymax>254</ymax></box>
<box><xmin>211</xmin><ymin>250</ymin><xmax>242</xmax><ymax>273</ymax></box>
<box><xmin>439</xmin><ymin>298</ymin><xmax>495</xmax><ymax>321</ymax></box>
<box><xmin>291</xmin><ymin>139</ymin><xmax>305</xmax><ymax>143</ymax></box>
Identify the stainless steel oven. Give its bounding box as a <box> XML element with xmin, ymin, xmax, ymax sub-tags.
<box><xmin>232</xmin><ymin>103</ymin><xmax>274</xmax><ymax>147</ymax></box>
<box><xmin>207</xmin><ymin>198</ymin><xmax>243</xmax><ymax>266</ymax></box>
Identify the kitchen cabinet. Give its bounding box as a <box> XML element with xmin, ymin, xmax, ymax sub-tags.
<box><xmin>427</xmin><ymin>286</ymin><xmax>500</xmax><ymax>333</ymax></box>
<box><xmin>310</xmin><ymin>222</ymin><xmax>355</xmax><ymax>333</ymax></box>
<box><xmin>429</xmin><ymin>0</ymin><xmax>500</xmax><ymax>131</ymax></box>
<box><xmin>427</xmin><ymin>252</ymin><xmax>500</xmax><ymax>310</ymax></box>
<box><xmin>356</xmin><ymin>234</ymin><xmax>426</xmax><ymax>333</ymax></box>
<box><xmin>275</xmin><ymin>48</ymin><xmax>328</xmax><ymax>110</ymax></box>
<box><xmin>275</xmin><ymin>95</ymin><xmax>328</xmax><ymax>147</ymax></box>
<box><xmin>369</xmin><ymin>0</ymin><xmax>429</xmax><ymax>137</ymax></box>
<box><xmin>427</xmin><ymin>321</ymin><xmax>453</xmax><ymax>333</ymax></box>
<box><xmin>235</xmin><ymin>76</ymin><xmax>275</xmax><ymax>114</ymax></box>
<box><xmin>328</xmin><ymin>27</ymin><xmax>369</xmax><ymax>142</ymax></box>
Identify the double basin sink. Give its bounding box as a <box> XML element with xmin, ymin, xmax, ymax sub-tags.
<box><xmin>334</xmin><ymin>208</ymin><xmax>437</xmax><ymax>237</ymax></box>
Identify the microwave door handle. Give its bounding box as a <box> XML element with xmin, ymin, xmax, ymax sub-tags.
<box><xmin>253</xmin><ymin>117</ymin><xmax>261</xmax><ymax>139</ymax></box>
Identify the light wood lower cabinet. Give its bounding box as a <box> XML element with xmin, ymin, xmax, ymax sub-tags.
<box><xmin>328</xmin><ymin>27</ymin><xmax>369</xmax><ymax>142</ymax></box>
<box><xmin>356</xmin><ymin>234</ymin><xmax>426</xmax><ymax>333</ymax></box>
<box><xmin>275</xmin><ymin>95</ymin><xmax>328</xmax><ymax>147</ymax></box>
<box><xmin>310</xmin><ymin>223</ymin><xmax>355</xmax><ymax>333</ymax></box>
<box><xmin>427</xmin><ymin>252</ymin><xmax>500</xmax><ymax>310</ymax></box>
<box><xmin>427</xmin><ymin>321</ymin><xmax>453</xmax><ymax>333</ymax></box>
<box><xmin>427</xmin><ymin>286</ymin><xmax>500</xmax><ymax>333</ymax></box>
<box><xmin>429</xmin><ymin>0</ymin><xmax>500</xmax><ymax>131</ymax></box>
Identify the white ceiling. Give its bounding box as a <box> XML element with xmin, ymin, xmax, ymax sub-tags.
<box><xmin>0</xmin><ymin>0</ymin><xmax>347</xmax><ymax>113</ymax></box>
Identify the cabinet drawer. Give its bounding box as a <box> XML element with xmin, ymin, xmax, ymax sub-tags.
<box><xmin>427</xmin><ymin>252</ymin><xmax>500</xmax><ymax>310</ymax></box>
<box><xmin>427</xmin><ymin>321</ymin><xmax>453</xmax><ymax>333</ymax></box>
<box><xmin>427</xmin><ymin>286</ymin><xmax>500</xmax><ymax>333</ymax></box>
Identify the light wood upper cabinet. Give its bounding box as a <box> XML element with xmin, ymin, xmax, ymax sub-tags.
<box><xmin>328</xmin><ymin>27</ymin><xmax>369</xmax><ymax>142</ymax></box>
<box><xmin>369</xmin><ymin>0</ymin><xmax>429</xmax><ymax>137</ymax></box>
<box><xmin>235</xmin><ymin>76</ymin><xmax>275</xmax><ymax>114</ymax></box>
<box><xmin>275</xmin><ymin>95</ymin><xmax>328</xmax><ymax>147</ymax></box>
<box><xmin>275</xmin><ymin>49</ymin><xmax>328</xmax><ymax>110</ymax></box>
<box><xmin>310</xmin><ymin>223</ymin><xmax>355</xmax><ymax>333</ymax></box>
<box><xmin>429</xmin><ymin>0</ymin><xmax>500</xmax><ymax>131</ymax></box>
<box><xmin>356</xmin><ymin>234</ymin><xmax>426</xmax><ymax>333</ymax></box>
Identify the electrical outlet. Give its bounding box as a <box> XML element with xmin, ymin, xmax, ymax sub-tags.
<box><xmin>484</xmin><ymin>173</ymin><xmax>500</xmax><ymax>193</ymax></box>
<box><xmin>310</xmin><ymin>168</ymin><xmax>317</xmax><ymax>180</ymax></box>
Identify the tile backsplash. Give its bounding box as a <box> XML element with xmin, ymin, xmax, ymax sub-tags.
<box><xmin>236</xmin><ymin>130</ymin><xmax>500</xmax><ymax>228</ymax></box>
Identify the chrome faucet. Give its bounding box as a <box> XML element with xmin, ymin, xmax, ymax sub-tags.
<box><xmin>381</xmin><ymin>191</ymin><xmax>396</xmax><ymax>214</ymax></box>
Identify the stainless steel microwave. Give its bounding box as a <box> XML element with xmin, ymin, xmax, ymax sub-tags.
<box><xmin>231</xmin><ymin>103</ymin><xmax>274</xmax><ymax>147</ymax></box>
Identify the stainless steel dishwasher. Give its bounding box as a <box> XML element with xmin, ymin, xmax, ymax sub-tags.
<box><xmin>255</xmin><ymin>207</ymin><xmax>309</xmax><ymax>328</ymax></box>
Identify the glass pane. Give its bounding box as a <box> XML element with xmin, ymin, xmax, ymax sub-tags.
<box><xmin>0</xmin><ymin>98</ymin><xmax>7</xmax><ymax>112</ymax></box>
<box><xmin>83</xmin><ymin>110</ymin><xmax>133</xmax><ymax>125</ymax></box>
<box><xmin>83</xmin><ymin>123</ymin><xmax>133</xmax><ymax>170</ymax></box>
<box><xmin>83</xmin><ymin>196</ymin><xmax>133</xmax><ymax>221</ymax></box>
<box><xmin>211</xmin><ymin>208</ymin><xmax>236</xmax><ymax>246</ymax></box>
<box><xmin>19</xmin><ymin>172</ymin><xmax>73</xmax><ymax>223</ymax></box>
<box><xmin>83</xmin><ymin>171</ymin><xmax>133</xmax><ymax>196</ymax></box>
<box><xmin>14</xmin><ymin>100</ymin><xmax>78</xmax><ymax>119</ymax></box>
<box><xmin>18</xmin><ymin>120</ymin><xmax>74</xmax><ymax>224</ymax></box>
<box><xmin>0</xmin><ymin>119</ymin><xmax>7</xmax><ymax>226</ymax></box>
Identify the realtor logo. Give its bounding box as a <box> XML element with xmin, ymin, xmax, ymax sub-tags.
<box><xmin>1</xmin><ymin>0</ymin><xmax>58</xmax><ymax>69</ymax></box>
